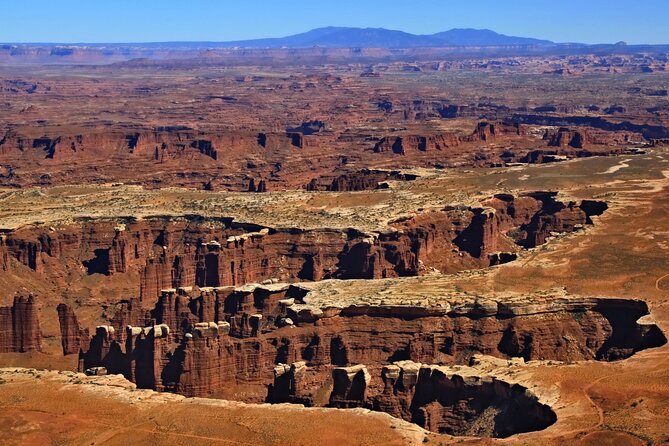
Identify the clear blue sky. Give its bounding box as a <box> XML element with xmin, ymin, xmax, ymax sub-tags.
<box><xmin>2</xmin><ymin>0</ymin><xmax>667</xmax><ymax>44</ymax></box>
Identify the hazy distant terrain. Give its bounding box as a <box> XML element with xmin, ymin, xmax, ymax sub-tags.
<box><xmin>218</xmin><ymin>27</ymin><xmax>554</xmax><ymax>48</ymax></box>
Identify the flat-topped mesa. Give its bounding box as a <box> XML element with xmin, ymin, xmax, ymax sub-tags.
<box><xmin>0</xmin><ymin>294</ymin><xmax>42</xmax><ymax>353</ymax></box>
<box><xmin>257</xmin><ymin>131</ymin><xmax>314</xmax><ymax>150</ymax></box>
<box><xmin>543</xmin><ymin>126</ymin><xmax>638</xmax><ymax>149</ymax></box>
<box><xmin>373</xmin><ymin>133</ymin><xmax>461</xmax><ymax>154</ymax></box>
<box><xmin>463</xmin><ymin>121</ymin><xmax>526</xmax><ymax>143</ymax></box>
<box><xmin>372</xmin><ymin>122</ymin><xmax>525</xmax><ymax>155</ymax></box>
<box><xmin>305</xmin><ymin>169</ymin><xmax>418</xmax><ymax>192</ymax></box>
<box><xmin>359</xmin><ymin>119</ymin><xmax>639</xmax><ymax>170</ymax></box>
<box><xmin>77</xmin><ymin>283</ymin><xmax>666</xmax><ymax>399</ymax></box>
<box><xmin>2</xmin><ymin>192</ymin><xmax>608</xmax><ymax>301</ymax></box>
<box><xmin>0</xmin><ymin>128</ymin><xmax>304</xmax><ymax>163</ymax></box>
<box><xmin>0</xmin><ymin>127</ymin><xmax>324</xmax><ymax>190</ymax></box>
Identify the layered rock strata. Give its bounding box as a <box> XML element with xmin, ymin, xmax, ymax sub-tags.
<box><xmin>0</xmin><ymin>121</ymin><xmax>645</xmax><ymax>189</ymax></box>
<box><xmin>2</xmin><ymin>192</ymin><xmax>607</xmax><ymax>301</ymax></box>
<box><xmin>373</xmin><ymin>361</ymin><xmax>557</xmax><ymax>437</ymax></box>
<box><xmin>0</xmin><ymin>294</ymin><xmax>42</xmax><ymax>353</ymax></box>
<box><xmin>78</xmin><ymin>286</ymin><xmax>666</xmax><ymax>401</ymax></box>
<box><xmin>57</xmin><ymin>304</ymin><xmax>90</xmax><ymax>355</ymax></box>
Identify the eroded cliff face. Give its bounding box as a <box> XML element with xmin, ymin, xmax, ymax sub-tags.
<box><xmin>506</xmin><ymin>126</ymin><xmax>642</xmax><ymax>164</ymax></box>
<box><xmin>0</xmin><ymin>295</ymin><xmax>41</xmax><ymax>353</ymax></box>
<box><xmin>374</xmin><ymin>362</ymin><xmax>557</xmax><ymax>437</ymax></box>
<box><xmin>0</xmin><ymin>121</ymin><xmax>645</xmax><ymax>190</ymax></box>
<box><xmin>0</xmin><ymin>127</ymin><xmax>311</xmax><ymax>190</ymax></box>
<box><xmin>0</xmin><ymin>129</ymin><xmax>304</xmax><ymax>163</ymax></box>
<box><xmin>78</xmin><ymin>283</ymin><xmax>666</xmax><ymax>402</ymax></box>
<box><xmin>374</xmin><ymin>134</ymin><xmax>461</xmax><ymax>155</ymax></box>
<box><xmin>56</xmin><ymin>304</ymin><xmax>89</xmax><ymax>355</ymax></box>
<box><xmin>1</xmin><ymin>193</ymin><xmax>607</xmax><ymax>302</ymax></box>
<box><xmin>2</xmin><ymin>188</ymin><xmax>642</xmax><ymax>438</ymax></box>
<box><xmin>0</xmin><ymin>235</ymin><xmax>9</xmax><ymax>272</ymax></box>
<box><xmin>305</xmin><ymin>169</ymin><xmax>418</xmax><ymax>192</ymax></box>
<box><xmin>484</xmin><ymin>191</ymin><xmax>608</xmax><ymax>248</ymax></box>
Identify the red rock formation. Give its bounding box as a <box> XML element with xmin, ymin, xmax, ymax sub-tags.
<box><xmin>0</xmin><ymin>128</ymin><xmax>314</xmax><ymax>190</ymax></box>
<box><xmin>372</xmin><ymin>122</ymin><xmax>527</xmax><ymax>156</ymax></box>
<box><xmin>545</xmin><ymin>127</ymin><xmax>587</xmax><ymax>148</ymax></box>
<box><xmin>0</xmin><ymin>295</ymin><xmax>42</xmax><ymax>353</ymax></box>
<box><xmin>0</xmin><ymin>119</ymin><xmax>643</xmax><ymax>190</ymax></box>
<box><xmin>57</xmin><ymin>304</ymin><xmax>90</xmax><ymax>355</ymax></box>
<box><xmin>306</xmin><ymin>169</ymin><xmax>418</xmax><ymax>192</ymax></box>
<box><xmin>0</xmin><ymin>235</ymin><xmax>9</xmax><ymax>272</ymax></box>
<box><xmin>78</xmin><ymin>285</ymin><xmax>666</xmax><ymax>400</ymax></box>
<box><xmin>374</xmin><ymin>133</ymin><xmax>460</xmax><ymax>154</ymax></box>
<box><xmin>543</xmin><ymin>126</ymin><xmax>637</xmax><ymax>149</ymax></box>
<box><xmin>374</xmin><ymin>363</ymin><xmax>556</xmax><ymax>437</ymax></box>
<box><xmin>257</xmin><ymin>132</ymin><xmax>305</xmax><ymax>150</ymax></box>
<box><xmin>484</xmin><ymin>192</ymin><xmax>608</xmax><ymax>248</ymax></box>
<box><xmin>247</xmin><ymin>178</ymin><xmax>268</xmax><ymax>192</ymax></box>
<box><xmin>463</xmin><ymin>122</ymin><xmax>526</xmax><ymax>143</ymax></box>
<box><xmin>3</xmin><ymin>194</ymin><xmax>607</xmax><ymax>302</ymax></box>
<box><xmin>330</xmin><ymin>364</ymin><xmax>371</xmax><ymax>408</ymax></box>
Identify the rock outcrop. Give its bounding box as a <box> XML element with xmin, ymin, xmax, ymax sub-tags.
<box><xmin>305</xmin><ymin>169</ymin><xmax>417</xmax><ymax>192</ymax></box>
<box><xmin>543</xmin><ymin>126</ymin><xmax>638</xmax><ymax>149</ymax></box>
<box><xmin>330</xmin><ymin>364</ymin><xmax>372</xmax><ymax>408</ymax></box>
<box><xmin>485</xmin><ymin>192</ymin><xmax>608</xmax><ymax>248</ymax></box>
<box><xmin>0</xmin><ymin>118</ymin><xmax>646</xmax><ymax>190</ymax></box>
<box><xmin>374</xmin><ymin>362</ymin><xmax>557</xmax><ymax>437</ymax></box>
<box><xmin>57</xmin><ymin>304</ymin><xmax>89</xmax><ymax>355</ymax></box>
<box><xmin>0</xmin><ymin>295</ymin><xmax>42</xmax><ymax>353</ymax></box>
<box><xmin>0</xmin><ymin>235</ymin><xmax>9</xmax><ymax>272</ymax></box>
<box><xmin>374</xmin><ymin>134</ymin><xmax>460</xmax><ymax>154</ymax></box>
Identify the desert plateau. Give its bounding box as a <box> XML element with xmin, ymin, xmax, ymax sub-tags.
<box><xmin>1</xmin><ymin>2</ymin><xmax>669</xmax><ymax>445</ymax></box>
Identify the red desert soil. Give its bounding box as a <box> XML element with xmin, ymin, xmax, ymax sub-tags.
<box><xmin>0</xmin><ymin>370</ymin><xmax>417</xmax><ymax>446</ymax></box>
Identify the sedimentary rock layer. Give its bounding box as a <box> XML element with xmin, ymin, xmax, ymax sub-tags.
<box><xmin>57</xmin><ymin>304</ymin><xmax>89</xmax><ymax>355</ymax></box>
<box><xmin>1</xmin><ymin>192</ymin><xmax>606</xmax><ymax>302</ymax></box>
<box><xmin>78</xmin><ymin>285</ymin><xmax>666</xmax><ymax>400</ymax></box>
<box><xmin>0</xmin><ymin>295</ymin><xmax>41</xmax><ymax>353</ymax></box>
<box><xmin>0</xmin><ymin>122</ymin><xmax>643</xmax><ymax>189</ymax></box>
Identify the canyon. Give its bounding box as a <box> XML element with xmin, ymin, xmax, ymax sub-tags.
<box><xmin>1</xmin><ymin>44</ymin><xmax>669</xmax><ymax>445</ymax></box>
<box><xmin>0</xmin><ymin>121</ymin><xmax>643</xmax><ymax>191</ymax></box>
<box><xmin>1</xmin><ymin>192</ymin><xmax>606</xmax><ymax>300</ymax></box>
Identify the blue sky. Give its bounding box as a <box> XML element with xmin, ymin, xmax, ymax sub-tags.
<box><xmin>1</xmin><ymin>0</ymin><xmax>667</xmax><ymax>44</ymax></box>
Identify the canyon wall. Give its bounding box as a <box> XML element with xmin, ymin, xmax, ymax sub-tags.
<box><xmin>0</xmin><ymin>121</ymin><xmax>645</xmax><ymax>189</ymax></box>
<box><xmin>2</xmin><ymin>193</ymin><xmax>606</xmax><ymax>302</ymax></box>
<box><xmin>372</xmin><ymin>362</ymin><xmax>557</xmax><ymax>437</ymax></box>
<box><xmin>0</xmin><ymin>129</ymin><xmax>305</xmax><ymax>162</ymax></box>
<box><xmin>0</xmin><ymin>235</ymin><xmax>9</xmax><ymax>272</ymax></box>
<box><xmin>305</xmin><ymin>169</ymin><xmax>418</xmax><ymax>192</ymax></box>
<box><xmin>78</xmin><ymin>284</ymin><xmax>666</xmax><ymax>400</ymax></box>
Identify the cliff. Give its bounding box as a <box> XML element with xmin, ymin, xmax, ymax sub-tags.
<box><xmin>0</xmin><ymin>294</ymin><xmax>42</xmax><ymax>353</ymax></box>
<box><xmin>57</xmin><ymin>304</ymin><xmax>90</xmax><ymax>355</ymax></box>
<box><xmin>78</xmin><ymin>285</ymin><xmax>666</xmax><ymax>401</ymax></box>
<box><xmin>1</xmin><ymin>193</ymin><xmax>607</xmax><ymax>302</ymax></box>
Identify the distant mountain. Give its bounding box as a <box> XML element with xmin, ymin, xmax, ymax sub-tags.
<box><xmin>430</xmin><ymin>29</ymin><xmax>552</xmax><ymax>46</ymax></box>
<box><xmin>220</xmin><ymin>27</ymin><xmax>554</xmax><ymax>49</ymax></box>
